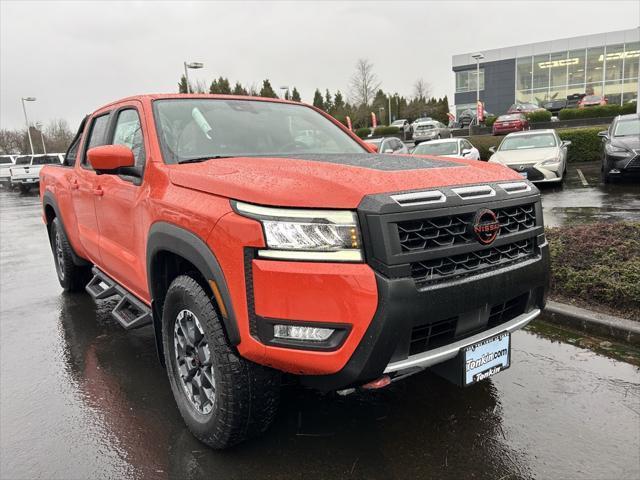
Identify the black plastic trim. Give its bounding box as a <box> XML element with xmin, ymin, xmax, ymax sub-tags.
<box><xmin>256</xmin><ymin>317</ymin><xmax>351</xmax><ymax>351</ymax></box>
<box><xmin>42</xmin><ymin>191</ymin><xmax>90</xmax><ymax>267</ymax></box>
<box><xmin>146</xmin><ymin>222</ymin><xmax>240</xmax><ymax>345</ymax></box>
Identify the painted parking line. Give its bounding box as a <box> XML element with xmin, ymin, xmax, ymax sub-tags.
<box><xmin>576</xmin><ymin>169</ymin><xmax>589</xmax><ymax>187</ymax></box>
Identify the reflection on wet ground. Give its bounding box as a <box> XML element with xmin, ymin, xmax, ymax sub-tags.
<box><xmin>1</xmin><ymin>190</ymin><xmax>639</xmax><ymax>480</ymax></box>
<box><xmin>540</xmin><ymin>161</ymin><xmax>640</xmax><ymax>227</ymax></box>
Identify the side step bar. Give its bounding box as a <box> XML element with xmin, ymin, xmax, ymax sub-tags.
<box><xmin>86</xmin><ymin>267</ymin><xmax>152</xmax><ymax>330</ymax></box>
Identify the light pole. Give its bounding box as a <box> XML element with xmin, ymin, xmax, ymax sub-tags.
<box><xmin>378</xmin><ymin>107</ymin><xmax>385</xmax><ymax>125</ymax></box>
<box><xmin>183</xmin><ymin>61</ymin><xmax>204</xmax><ymax>94</ymax></box>
<box><xmin>279</xmin><ymin>86</ymin><xmax>290</xmax><ymax>100</ymax></box>
<box><xmin>388</xmin><ymin>96</ymin><xmax>392</xmax><ymax>124</ymax></box>
<box><xmin>36</xmin><ymin>122</ymin><xmax>46</xmax><ymax>154</ymax></box>
<box><xmin>21</xmin><ymin>97</ymin><xmax>36</xmax><ymax>155</ymax></box>
<box><xmin>471</xmin><ymin>53</ymin><xmax>484</xmax><ymax>104</ymax></box>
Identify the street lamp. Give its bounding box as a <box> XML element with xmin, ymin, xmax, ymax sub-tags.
<box><xmin>35</xmin><ymin>122</ymin><xmax>47</xmax><ymax>154</ymax></box>
<box><xmin>471</xmin><ymin>53</ymin><xmax>484</xmax><ymax>104</ymax></box>
<box><xmin>21</xmin><ymin>97</ymin><xmax>36</xmax><ymax>155</ymax></box>
<box><xmin>183</xmin><ymin>61</ymin><xmax>204</xmax><ymax>94</ymax></box>
<box><xmin>279</xmin><ymin>86</ymin><xmax>290</xmax><ymax>100</ymax></box>
<box><xmin>378</xmin><ymin>106</ymin><xmax>385</xmax><ymax>125</ymax></box>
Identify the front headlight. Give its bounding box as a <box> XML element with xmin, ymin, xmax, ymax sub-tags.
<box><xmin>233</xmin><ymin>201</ymin><xmax>363</xmax><ymax>262</ymax></box>
<box><xmin>605</xmin><ymin>144</ymin><xmax>629</xmax><ymax>155</ymax></box>
<box><xmin>540</xmin><ymin>157</ymin><xmax>561</xmax><ymax>166</ymax></box>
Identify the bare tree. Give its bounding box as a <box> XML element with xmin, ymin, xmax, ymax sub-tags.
<box><xmin>44</xmin><ymin>119</ymin><xmax>74</xmax><ymax>153</ymax></box>
<box><xmin>349</xmin><ymin>58</ymin><xmax>381</xmax><ymax>106</ymax></box>
<box><xmin>0</xmin><ymin>129</ymin><xmax>25</xmax><ymax>154</ymax></box>
<box><xmin>413</xmin><ymin>78</ymin><xmax>431</xmax><ymax>100</ymax></box>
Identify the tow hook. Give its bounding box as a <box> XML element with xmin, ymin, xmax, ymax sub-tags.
<box><xmin>336</xmin><ymin>375</ymin><xmax>392</xmax><ymax>396</ymax></box>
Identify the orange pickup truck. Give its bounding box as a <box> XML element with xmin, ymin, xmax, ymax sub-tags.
<box><xmin>40</xmin><ymin>94</ymin><xmax>549</xmax><ymax>448</ymax></box>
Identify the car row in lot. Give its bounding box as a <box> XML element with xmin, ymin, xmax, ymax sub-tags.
<box><xmin>0</xmin><ymin>153</ymin><xmax>64</xmax><ymax>192</ymax></box>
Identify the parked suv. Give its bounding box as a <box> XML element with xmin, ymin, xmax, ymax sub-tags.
<box><xmin>41</xmin><ymin>94</ymin><xmax>549</xmax><ymax>449</ymax></box>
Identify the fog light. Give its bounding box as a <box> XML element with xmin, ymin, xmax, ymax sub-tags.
<box><xmin>609</xmin><ymin>169</ymin><xmax>621</xmax><ymax>174</ymax></box>
<box><xmin>273</xmin><ymin>325</ymin><xmax>334</xmax><ymax>342</ymax></box>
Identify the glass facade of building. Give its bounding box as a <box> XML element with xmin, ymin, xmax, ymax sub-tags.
<box><xmin>455</xmin><ymin>69</ymin><xmax>485</xmax><ymax>93</ymax></box>
<box><xmin>515</xmin><ymin>41</ymin><xmax>639</xmax><ymax>105</ymax></box>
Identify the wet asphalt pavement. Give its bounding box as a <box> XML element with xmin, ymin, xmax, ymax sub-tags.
<box><xmin>1</xmin><ymin>178</ymin><xmax>639</xmax><ymax>480</ymax></box>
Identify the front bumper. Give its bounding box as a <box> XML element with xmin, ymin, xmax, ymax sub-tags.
<box><xmin>502</xmin><ymin>163</ymin><xmax>562</xmax><ymax>183</ymax></box>
<box><xmin>604</xmin><ymin>151</ymin><xmax>640</xmax><ymax>176</ymax></box>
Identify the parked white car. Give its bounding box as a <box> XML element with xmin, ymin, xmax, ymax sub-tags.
<box><xmin>488</xmin><ymin>130</ymin><xmax>570</xmax><ymax>183</ymax></box>
<box><xmin>412</xmin><ymin>138</ymin><xmax>480</xmax><ymax>160</ymax></box>
<box><xmin>364</xmin><ymin>137</ymin><xmax>409</xmax><ymax>155</ymax></box>
<box><xmin>0</xmin><ymin>155</ymin><xmax>16</xmax><ymax>187</ymax></box>
<box><xmin>10</xmin><ymin>154</ymin><xmax>63</xmax><ymax>192</ymax></box>
<box><xmin>390</xmin><ymin>119</ymin><xmax>412</xmax><ymax>137</ymax></box>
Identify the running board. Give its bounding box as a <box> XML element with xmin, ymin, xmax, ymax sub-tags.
<box><xmin>85</xmin><ymin>267</ymin><xmax>152</xmax><ymax>330</ymax></box>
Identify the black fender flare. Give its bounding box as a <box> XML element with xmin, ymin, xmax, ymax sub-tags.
<box><xmin>42</xmin><ymin>191</ymin><xmax>90</xmax><ymax>266</ymax></box>
<box><xmin>146</xmin><ymin>222</ymin><xmax>240</xmax><ymax>348</ymax></box>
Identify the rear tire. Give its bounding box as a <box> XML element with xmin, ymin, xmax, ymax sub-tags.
<box><xmin>162</xmin><ymin>275</ymin><xmax>280</xmax><ymax>449</ymax></box>
<box><xmin>50</xmin><ymin>217</ymin><xmax>91</xmax><ymax>292</ymax></box>
<box><xmin>18</xmin><ymin>184</ymin><xmax>30</xmax><ymax>194</ymax></box>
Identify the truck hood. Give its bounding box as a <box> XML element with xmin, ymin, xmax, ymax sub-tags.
<box><xmin>167</xmin><ymin>153</ymin><xmax>525</xmax><ymax>208</ymax></box>
<box><xmin>490</xmin><ymin>147</ymin><xmax>558</xmax><ymax>166</ymax></box>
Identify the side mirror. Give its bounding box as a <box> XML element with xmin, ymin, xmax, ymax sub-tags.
<box><xmin>488</xmin><ymin>146</ymin><xmax>496</xmax><ymax>153</ymax></box>
<box><xmin>365</xmin><ymin>143</ymin><xmax>378</xmax><ymax>153</ymax></box>
<box><xmin>88</xmin><ymin>145</ymin><xmax>135</xmax><ymax>172</ymax></box>
<box><xmin>561</xmin><ymin>140</ymin><xmax>572</xmax><ymax>147</ymax></box>
<box><xmin>597</xmin><ymin>131</ymin><xmax>608</xmax><ymax>139</ymax></box>
<box><xmin>383</xmin><ymin>149</ymin><xmax>394</xmax><ymax>154</ymax></box>
<box><xmin>462</xmin><ymin>148</ymin><xmax>471</xmax><ymax>156</ymax></box>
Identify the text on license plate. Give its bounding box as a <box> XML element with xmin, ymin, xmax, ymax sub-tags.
<box><xmin>463</xmin><ymin>332</ymin><xmax>510</xmax><ymax>385</ymax></box>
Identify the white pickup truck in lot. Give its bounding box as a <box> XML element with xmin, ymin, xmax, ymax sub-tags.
<box><xmin>0</xmin><ymin>155</ymin><xmax>16</xmax><ymax>187</ymax></box>
<box><xmin>10</xmin><ymin>154</ymin><xmax>63</xmax><ymax>192</ymax></box>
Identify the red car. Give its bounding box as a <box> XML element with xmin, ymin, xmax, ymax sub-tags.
<box><xmin>40</xmin><ymin>94</ymin><xmax>549</xmax><ymax>448</ymax></box>
<box><xmin>578</xmin><ymin>95</ymin><xmax>608</xmax><ymax>108</ymax></box>
<box><xmin>492</xmin><ymin>113</ymin><xmax>529</xmax><ymax>135</ymax></box>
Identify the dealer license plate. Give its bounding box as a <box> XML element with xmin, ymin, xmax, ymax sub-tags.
<box><xmin>463</xmin><ymin>332</ymin><xmax>510</xmax><ymax>385</ymax></box>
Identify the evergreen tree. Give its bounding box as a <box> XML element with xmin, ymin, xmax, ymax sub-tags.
<box><xmin>324</xmin><ymin>89</ymin><xmax>333</xmax><ymax>112</ymax></box>
<box><xmin>209</xmin><ymin>78</ymin><xmax>219</xmax><ymax>94</ymax></box>
<box><xmin>291</xmin><ymin>87</ymin><xmax>301</xmax><ymax>102</ymax></box>
<box><xmin>178</xmin><ymin>75</ymin><xmax>189</xmax><ymax>93</ymax></box>
<box><xmin>259</xmin><ymin>79</ymin><xmax>278</xmax><ymax>98</ymax></box>
<box><xmin>312</xmin><ymin>89</ymin><xmax>324</xmax><ymax>110</ymax></box>
<box><xmin>232</xmin><ymin>82</ymin><xmax>248</xmax><ymax>95</ymax></box>
<box><xmin>333</xmin><ymin>91</ymin><xmax>345</xmax><ymax>111</ymax></box>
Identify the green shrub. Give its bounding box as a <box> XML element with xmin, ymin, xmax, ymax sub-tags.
<box><xmin>464</xmin><ymin>135</ymin><xmax>501</xmax><ymax>160</ymax></box>
<box><xmin>484</xmin><ymin>115</ymin><xmax>497</xmax><ymax>127</ymax></box>
<box><xmin>557</xmin><ymin>127</ymin><xmax>602</xmax><ymax>163</ymax></box>
<box><xmin>355</xmin><ymin>127</ymin><xmax>371</xmax><ymax>138</ymax></box>
<box><xmin>372</xmin><ymin>126</ymin><xmax>401</xmax><ymax>136</ymax></box>
<box><xmin>546</xmin><ymin>222</ymin><xmax>640</xmax><ymax>319</ymax></box>
<box><xmin>557</xmin><ymin>104</ymin><xmax>631</xmax><ymax>120</ymax></box>
<box><xmin>526</xmin><ymin>110</ymin><xmax>552</xmax><ymax>123</ymax></box>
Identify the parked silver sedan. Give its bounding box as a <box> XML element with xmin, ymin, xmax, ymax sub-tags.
<box><xmin>412</xmin><ymin>121</ymin><xmax>451</xmax><ymax>144</ymax></box>
<box><xmin>488</xmin><ymin>129</ymin><xmax>571</xmax><ymax>183</ymax></box>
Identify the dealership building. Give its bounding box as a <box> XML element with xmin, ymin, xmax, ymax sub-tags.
<box><xmin>452</xmin><ymin>27</ymin><xmax>640</xmax><ymax>117</ymax></box>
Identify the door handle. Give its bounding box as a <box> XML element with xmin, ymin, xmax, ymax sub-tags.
<box><xmin>93</xmin><ymin>186</ymin><xmax>104</xmax><ymax>196</ymax></box>
<box><xmin>70</xmin><ymin>179</ymin><xmax>79</xmax><ymax>190</ymax></box>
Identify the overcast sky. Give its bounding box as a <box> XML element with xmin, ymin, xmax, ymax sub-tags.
<box><xmin>1</xmin><ymin>0</ymin><xmax>638</xmax><ymax>130</ymax></box>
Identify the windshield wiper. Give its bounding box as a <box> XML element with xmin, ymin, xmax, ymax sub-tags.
<box><xmin>177</xmin><ymin>155</ymin><xmax>237</xmax><ymax>164</ymax></box>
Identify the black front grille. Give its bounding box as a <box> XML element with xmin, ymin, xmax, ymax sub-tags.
<box><xmin>409</xmin><ymin>317</ymin><xmax>457</xmax><ymax>355</ymax></box>
<box><xmin>411</xmin><ymin>239</ymin><xmax>535</xmax><ymax>287</ymax></box>
<box><xmin>397</xmin><ymin>204</ymin><xmax>536</xmax><ymax>253</ymax></box>
<box><xmin>407</xmin><ymin>293</ymin><xmax>529</xmax><ymax>356</ymax></box>
<box><xmin>487</xmin><ymin>293</ymin><xmax>528</xmax><ymax>329</ymax></box>
<box><xmin>626</xmin><ymin>155</ymin><xmax>640</xmax><ymax>170</ymax></box>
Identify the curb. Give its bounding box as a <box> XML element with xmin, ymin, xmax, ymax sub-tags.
<box><xmin>542</xmin><ymin>300</ymin><xmax>640</xmax><ymax>345</ymax></box>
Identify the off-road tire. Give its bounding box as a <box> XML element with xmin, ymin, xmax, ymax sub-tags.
<box><xmin>50</xmin><ymin>217</ymin><xmax>91</xmax><ymax>292</ymax></box>
<box><xmin>162</xmin><ymin>275</ymin><xmax>280</xmax><ymax>449</ymax></box>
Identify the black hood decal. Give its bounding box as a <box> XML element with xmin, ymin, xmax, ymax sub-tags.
<box><xmin>270</xmin><ymin>153</ymin><xmax>461</xmax><ymax>171</ymax></box>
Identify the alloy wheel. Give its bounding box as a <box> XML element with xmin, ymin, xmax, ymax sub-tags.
<box><xmin>55</xmin><ymin>228</ymin><xmax>65</xmax><ymax>280</ymax></box>
<box><xmin>173</xmin><ymin>309</ymin><xmax>215</xmax><ymax>415</ymax></box>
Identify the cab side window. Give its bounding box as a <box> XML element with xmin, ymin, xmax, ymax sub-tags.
<box><xmin>82</xmin><ymin>114</ymin><xmax>111</xmax><ymax>168</ymax></box>
<box><xmin>112</xmin><ymin>109</ymin><xmax>146</xmax><ymax>168</ymax></box>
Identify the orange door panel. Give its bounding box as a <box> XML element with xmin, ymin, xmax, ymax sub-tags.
<box><xmin>71</xmin><ymin>168</ymin><xmax>101</xmax><ymax>264</ymax></box>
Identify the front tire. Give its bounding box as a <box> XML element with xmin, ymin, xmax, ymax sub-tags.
<box><xmin>50</xmin><ymin>217</ymin><xmax>90</xmax><ymax>292</ymax></box>
<box><xmin>162</xmin><ymin>275</ymin><xmax>280</xmax><ymax>449</ymax></box>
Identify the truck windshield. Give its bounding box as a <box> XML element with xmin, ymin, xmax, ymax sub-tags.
<box><xmin>153</xmin><ymin>98</ymin><xmax>366</xmax><ymax>163</ymax></box>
